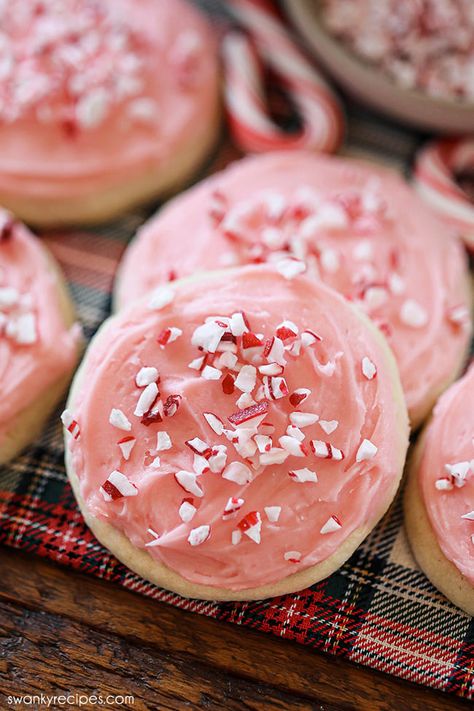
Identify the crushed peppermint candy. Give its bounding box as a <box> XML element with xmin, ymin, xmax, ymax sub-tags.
<box><xmin>188</xmin><ymin>525</ymin><xmax>210</xmax><ymax>546</ymax></box>
<box><xmin>264</xmin><ymin>506</ymin><xmax>281</xmax><ymax>522</ymax></box>
<box><xmin>117</xmin><ymin>436</ymin><xmax>136</xmax><ymax>461</ymax></box>
<box><xmin>100</xmin><ymin>470</ymin><xmax>138</xmax><ymax>501</ymax></box>
<box><xmin>319</xmin><ymin>420</ymin><xmax>338</xmax><ymax>435</ymax></box>
<box><xmin>284</xmin><ymin>550</ymin><xmax>301</xmax><ymax>563</ymax></box>
<box><xmin>134</xmin><ymin>382</ymin><xmax>159</xmax><ymax>417</ymax></box>
<box><xmin>289</xmin><ymin>467</ymin><xmax>318</xmax><ymax>483</ymax></box>
<box><xmin>400</xmin><ymin>299</ymin><xmax>428</xmax><ymax>328</ymax></box>
<box><xmin>222</xmin><ymin>496</ymin><xmax>245</xmax><ymax>519</ymax></box>
<box><xmin>0</xmin><ymin>0</ymin><xmax>169</xmax><ymax>131</ymax></box>
<box><xmin>109</xmin><ymin>408</ymin><xmax>132</xmax><ymax>431</ymax></box>
<box><xmin>179</xmin><ymin>499</ymin><xmax>197</xmax><ymax>523</ymax></box>
<box><xmin>356</xmin><ymin>438</ymin><xmax>378</xmax><ymax>463</ymax></box>
<box><xmin>135</xmin><ymin>366</ymin><xmax>159</xmax><ymax>387</ymax></box>
<box><xmin>175</xmin><ymin>470</ymin><xmax>204</xmax><ymax>498</ymax></box>
<box><xmin>311</xmin><ymin>440</ymin><xmax>344</xmax><ymax>460</ymax></box>
<box><xmin>61</xmin><ymin>409</ymin><xmax>80</xmax><ymax>439</ymax></box>
<box><xmin>148</xmin><ymin>285</ymin><xmax>175</xmax><ymax>311</ymax></box>
<box><xmin>320</xmin><ymin>515</ymin><xmax>342</xmax><ymax>534</ymax></box>
<box><xmin>237</xmin><ymin>511</ymin><xmax>262</xmax><ymax>544</ymax></box>
<box><xmin>156</xmin><ymin>431</ymin><xmax>172</xmax><ymax>451</ymax></box>
<box><xmin>361</xmin><ymin>357</ymin><xmax>377</xmax><ymax>380</ymax></box>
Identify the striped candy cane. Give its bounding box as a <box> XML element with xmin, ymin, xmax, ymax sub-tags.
<box><xmin>222</xmin><ymin>0</ymin><xmax>344</xmax><ymax>154</ymax></box>
<box><xmin>414</xmin><ymin>138</ymin><xmax>474</xmax><ymax>250</ymax></box>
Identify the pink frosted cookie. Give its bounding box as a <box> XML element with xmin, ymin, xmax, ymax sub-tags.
<box><xmin>0</xmin><ymin>0</ymin><xmax>220</xmax><ymax>226</ymax></box>
<box><xmin>64</xmin><ymin>265</ymin><xmax>409</xmax><ymax>600</ymax></box>
<box><xmin>0</xmin><ymin>209</ymin><xmax>81</xmax><ymax>463</ymax></box>
<box><xmin>117</xmin><ymin>151</ymin><xmax>472</xmax><ymax>427</ymax></box>
<box><xmin>405</xmin><ymin>364</ymin><xmax>474</xmax><ymax>615</ymax></box>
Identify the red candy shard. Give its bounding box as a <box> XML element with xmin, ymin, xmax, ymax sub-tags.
<box><xmin>276</xmin><ymin>325</ymin><xmax>297</xmax><ymax>341</ymax></box>
<box><xmin>185</xmin><ymin>437</ymin><xmax>212</xmax><ymax>458</ymax></box>
<box><xmin>263</xmin><ymin>337</ymin><xmax>274</xmax><ymax>358</ymax></box>
<box><xmin>222</xmin><ymin>372</ymin><xmax>235</xmax><ymax>395</ymax></box>
<box><xmin>163</xmin><ymin>394</ymin><xmax>182</xmax><ymax>417</ymax></box>
<box><xmin>228</xmin><ymin>400</ymin><xmax>268</xmax><ymax>426</ymax></box>
<box><xmin>242</xmin><ymin>331</ymin><xmax>263</xmax><ymax>349</ymax></box>
<box><xmin>237</xmin><ymin>510</ymin><xmax>260</xmax><ymax>532</ymax></box>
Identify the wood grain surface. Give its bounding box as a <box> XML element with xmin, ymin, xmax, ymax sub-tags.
<box><xmin>0</xmin><ymin>547</ymin><xmax>470</xmax><ymax>710</ymax></box>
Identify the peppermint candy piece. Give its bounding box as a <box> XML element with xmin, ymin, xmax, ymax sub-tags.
<box><xmin>100</xmin><ymin>470</ymin><xmax>138</xmax><ymax>501</ymax></box>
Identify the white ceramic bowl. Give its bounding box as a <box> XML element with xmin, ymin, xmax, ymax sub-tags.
<box><xmin>283</xmin><ymin>0</ymin><xmax>474</xmax><ymax>134</ymax></box>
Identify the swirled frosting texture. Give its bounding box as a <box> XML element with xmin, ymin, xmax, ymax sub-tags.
<box><xmin>0</xmin><ymin>212</ymin><xmax>80</xmax><ymax>441</ymax></box>
<box><xmin>0</xmin><ymin>0</ymin><xmax>218</xmax><ymax>199</ymax></box>
<box><xmin>69</xmin><ymin>266</ymin><xmax>408</xmax><ymax>591</ymax></box>
<box><xmin>419</xmin><ymin>363</ymin><xmax>474</xmax><ymax>585</ymax></box>
<box><xmin>118</xmin><ymin>152</ymin><xmax>472</xmax><ymax>423</ymax></box>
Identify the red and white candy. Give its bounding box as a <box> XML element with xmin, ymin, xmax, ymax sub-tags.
<box><xmin>222</xmin><ymin>0</ymin><xmax>343</xmax><ymax>155</ymax></box>
<box><xmin>414</xmin><ymin>139</ymin><xmax>474</xmax><ymax>250</ymax></box>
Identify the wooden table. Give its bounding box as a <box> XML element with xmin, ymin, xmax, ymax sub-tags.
<box><xmin>0</xmin><ymin>546</ymin><xmax>469</xmax><ymax>710</ymax></box>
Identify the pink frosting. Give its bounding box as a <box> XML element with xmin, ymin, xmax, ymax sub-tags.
<box><xmin>118</xmin><ymin>152</ymin><xmax>472</xmax><ymax>423</ymax></box>
<box><xmin>419</xmin><ymin>363</ymin><xmax>474</xmax><ymax>585</ymax></box>
<box><xmin>0</xmin><ymin>211</ymin><xmax>80</xmax><ymax>442</ymax></box>
<box><xmin>0</xmin><ymin>0</ymin><xmax>219</xmax><ymax>200</ymax></box>
<box><xmin>68</xmin><ymin>265</ymin><xmax>408</xmax><ymax>591</ymax></box>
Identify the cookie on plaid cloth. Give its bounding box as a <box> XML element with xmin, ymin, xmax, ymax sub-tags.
<box><xmin>0</xmin><ymin>209</ymin><xmax>81</xmax><ymax>463</ymax></box>
<box><xmin>0</xmin><ymin>0</ymin><xmax>220</xmax><ymax>226</ymax></box>
<box><xmin>63</xmin><ymin>264</ymin><xmax>409</xmax><ymax>600</ymax></box>
<box><xmin>116</xmin><ymin>152</ymin><xmax>473</xmax><ymax>428</ymax></box>
<box><xmin>405</xmin><ymin>362</ymin><xmax>474</xmax><ymax>616</ymax></box>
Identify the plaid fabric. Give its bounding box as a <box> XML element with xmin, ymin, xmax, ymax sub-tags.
<box><xmin>1</xmin><ymin>0</ymin><xmax>473</xmax><ymax>700</ymax></box>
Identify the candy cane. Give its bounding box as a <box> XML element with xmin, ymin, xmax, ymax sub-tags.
<box><xmin>413</xmin><ymin>138</ymin><xmax>474</xmax><ymax>250</ymax></box>
<box><xmin>222</xmin><ymin>0</ymin><xmax>344</xmax><ymax>154</ymax></box>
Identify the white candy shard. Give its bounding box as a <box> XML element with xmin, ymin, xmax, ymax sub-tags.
<box><xmin>148</xmin><ymin>285</ymin><xmax>175</xmax><ymax>310</ymax></box>
<box><xmin>135</xmin><ymin>366</ymin><xmax>159</xmax><ymax>387</ymax></box>
<box><xmin>231</xmin><ymin>529</ymin><xmax>242</xmax><ymax>545</ymax></box>
<box><xmin>279</xmin><ymin>435</ymin><xmax>306</xmax><ymax>457</ymax></box>
<box><xmin>235</xmin><ymin>365</ymin><xmax>257</xmax><ymax>393</ymax></box>
<box><xmin>109</xmin><ymin>408</ymin><xmax>132</xmax><ymax>431</ymax></box>
<box><xmin>361</xmin><ymin>357</ymin><xmax>377</xmax><ymax>380</ymax></box>
<box><xmin>289</xmin><ymin>467</ymin><xmax>318</xmax><ymax>483</ymax></box>
<box><xmin>156</xmin><ymin>431</ymin><xmax>172</xmax><ymax>451</ymax></box>
<box><xmin>175</xmin><ymin>471</ymin><xmax>204</xmax><ymax>497</ymax></box>
<box><xmin>435</xmin><ymin>478</ymin><xmax>454</xmax><ymax>491</ymax></box>
<box><xmin>276</xmin><ymin>257</ymin><xmax>306</xmax><ymax>280</ymax></box>
<box><xmin>203</xmin><ymin>411</ymin><xmax>224</xmax><ymax>435</ymax></box>
<box><xmin>179</xmin><ymin>500</ymin><xmax>197</xmax><ymax>523</ymax></box>
<box><xmin>134</xmin><ymin>382</ymin><xmax>159</xmax><ymax>417</ymax></box>
<box><xmin>264</xmin><ymin>506</ymin><xmax>281</xmax><ymax>522</ymax></box>
<box><xmin>356</xmin><ymin>438</ymin><xmax>378</xmax><ymax>463</ymax></box>
<box><xmin>286</xmin><ymin>425</ymin><xmax>305</xmax><ymax>441</ymax></box>
<box><xmin>289</xmin><ymin>411</ymin><xmax>319</xmax><ymax>428</ymax></box>
<box><xmin>259</xmin><ymin>447</ymin><xmax>289</xmax><ymax>465</ymax></box>
<box><xmin>230</xmin><ymin>311</ymin><xmax>249</xmax><ymax>336</ymax></box>
<box><xmin>319</xmin><ymin>420</ymin><xmax>339</xmax><ymax>435</ymax></box>
<box><xmin>284</xmin><ymin>550</ymin><xmax>301</xmax><ymax>562</ymax></box>
<box><xmin>188</xmin><ymin>525</ymin><xmax>210</xmax><ymax>546</ymax></box>
<box><xmin>400</xmin><ymin>299</ymin><xmax>428</xmax><ymax>328</ymax></box>
<box><xmin>222</xmin><ymin>461</ymin><xmax>252</xmax><ymax>485</ymax></box>
<box><xmin>192</xmin><ymin>320</ymin><xmax>226</xmax><ymax>353</ymax></box>
<box><xmin>320</xmin><ymin>515</ymin><xmax>342</xmax><ymax>534</ymax></box>
<box><xmin>201</xmin><ymin>365</ymin><xmax>222</xmax><ymax>380</ymax></box>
